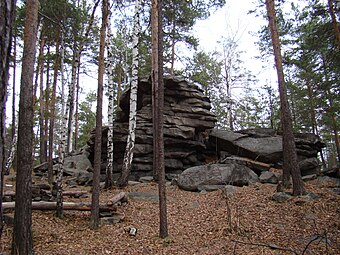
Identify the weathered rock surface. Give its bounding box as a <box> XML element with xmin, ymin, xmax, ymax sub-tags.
<box><xmin>177</xmin><ymin>163</ymin><xmax>258</xmax><ymax>191</ymax></box>
<box><xmin>209</xmin><ymin>128</ymin><xmax>324</xmax><ymax>176</ymax></box>
<box><xmin>88</xmin><ymin>76</ymin><xmax>216</xmax><ymax>180</ymax></box>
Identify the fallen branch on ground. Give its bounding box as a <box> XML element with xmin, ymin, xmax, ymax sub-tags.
<box><xmin>231</xmin><ymin>239</ymin><xmax>299</xmax><ymax>255</ymax></box>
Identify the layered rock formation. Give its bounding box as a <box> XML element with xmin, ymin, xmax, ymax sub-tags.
<box><xmin>88</xmin><ymin>76</ymin><xmax>217</xmax><ymax>180</ymax></box>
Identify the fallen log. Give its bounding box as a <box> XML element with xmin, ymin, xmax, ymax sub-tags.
<box><xmin>108</xmin><ymin>192</ymin><xmax>128</xmax><ymax>206</ymax></box>
<box><xmin>3</xmin><ymin>190</ymin><xmax>88</xmax><ymax>198</ymax></box>
<box><xmin>2</xmin><ymin>201</ymin><xmax>116</xmax><ymax>212</ymax></box>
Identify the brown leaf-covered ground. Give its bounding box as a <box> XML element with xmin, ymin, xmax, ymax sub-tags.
<box><xmin>1</xmin><ymin>177</ymin><xmax>339</xmax><ymax>255</ymax></box>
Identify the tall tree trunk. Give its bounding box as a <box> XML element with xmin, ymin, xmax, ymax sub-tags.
<box><xmin>105</xmin><ymin>12</ymin><xmax>115</xmax><ymax>188</ymax></box>
<box><xmin>265</xmin><ymin>0</ymin><xmax>305</xmax><ymax>196</ymax></box>
<box><xmin>12</xmin><ymin>0</ymin><xmax>39</xmax><ymax>253</ymax></box>
<box><xmin>0</xmin><ymin>0</ymin><xmax>16</xmax><ymax>238</ymax></box>
<box><xmin>74</xmin><ymin>62</ymin><xmax>80</xmax><ymax>151</ymax></box>
<box><xmin>44</xmin><ymin>46</ymin><xmax>50</xmax><ymax>163</ymax></box>
<box><xmin>117</xmin><ymin>0</ymin><xmax>141</xmax><ymax>187</ymax></box>
<box><xmin>66</xmin><ymin>0</ymin><xmax>100</xmax><ymax>154</ymax></box>
<box><xmin>56</xmin><ymin>31</ymin><xmax>67</xmax><ymax>219</ymax></box>
<box><xmin>328</xmin><ymin>0</ymin><xmax>340</xmax><ymax>50</ymax></box>
<box><xmin>151</xmin><ymin>0</ymin><xmax>168</xmax><ymax>238</ymax></box>
<box><xmin>90</xmin><ymin>0</ymin><xmax>108</xmax><ymax>230</ymax></box>
<box><xmin>38</xmin><ymin>36</ymin><xmax>46</xmax><ymax>163</ymax></box>
<box><xmin>48</xmin><ymin>29</ymin><xmax>61</xmax><ymax>184</ymax></box>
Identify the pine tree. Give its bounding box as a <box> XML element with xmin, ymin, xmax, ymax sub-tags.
<box><xmin>152</xmin><ymin>0</ymin><xmax>168</xmax><ymax>238</ymax></box>
<box><xmin>265</xmin><ymin>0</ymin><xmax>305</xmax><ymax>196</ymax></box>
<box><xmin>12</xmin><ymin>0</ymin><xmax>39</xmax><ymax>253</ymax></box>
<box><xmin>90</xmin><ymin>0</ymin><xmax>108</xmax><ymax>230</ymax></box>
<box><xmin>0</xmin><ymin>0</ymin><xmax>16</xmax><ymax>238</ymax></box>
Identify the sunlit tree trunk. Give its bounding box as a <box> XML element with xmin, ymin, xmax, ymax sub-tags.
<box><xmin>151</xmin><ymin>0</ymin><xmax>168</xmax><ymax>238</ymax></box>
<box><xmin>0</xmin><ymin>0</ymin><xmax>16</xmax><ymax>238</ymax></box>
<box><xmin>117</xmin><ymin>0</ymin><xmax>141</xmax><ymax>187</ymax></box>
<box><xmin>74</xmin><ymin>63</ymin><xmax>80</xmax><ymax>151</ymax></box>
<box><xmin>105</xmin><ymin>11</ymin><xmax>115</xmax><ymax>188</ymax></box>
<box><xmin>12</xmin><ymin>0</ymin><xmax>39</xmax><ymax>253</ymax></box>
<box><xmin>90</xmin><ymin>0</ymin><xmax>108</xmax><ymax>230</ymax></box>
<box><xmin>265</xmin><ymin>0</ymin><xmax>305</xmax><ymax>196</ymax></box>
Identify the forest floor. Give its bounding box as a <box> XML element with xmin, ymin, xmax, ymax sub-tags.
<box><xmin>1</xmin><ymin>175</ymin><xmax>339</xmax><ymax>255</ymax></box>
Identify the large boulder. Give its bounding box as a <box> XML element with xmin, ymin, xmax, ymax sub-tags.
<box><xmin>209</xmin><ymin>128</ymin><xmax>324</xmax><ymax>176</ymax></box>
<box><xmin>177</xmin><ymin>163</ymin><xmax>258</xmax><ymax>191</ymax></box>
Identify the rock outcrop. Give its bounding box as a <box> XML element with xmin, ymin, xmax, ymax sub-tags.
<box><xmin>88</xmin><ymin>76</ymin><xmax>216</xmax><ymax>180</ymax></box>
<box><xmin>208</xmin><ymin>128</ymin><xmax>325</xmax><ymax>176</ymax></box>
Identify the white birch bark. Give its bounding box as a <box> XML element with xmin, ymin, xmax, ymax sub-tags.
<box><xmin>117</xmin><ymin>0</ymin><xmax>140</xmax><ymax>187</ymax></box>
<box><xmin>105</xmin><ymin>11</ymin><xmax>115</xmax><ymax>188</ymax></box>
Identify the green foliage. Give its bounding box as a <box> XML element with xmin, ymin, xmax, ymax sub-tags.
<box><xmin>78</xmin><ymin>91</ymin><xmax>96</xmax><ymax>148</ymax></box>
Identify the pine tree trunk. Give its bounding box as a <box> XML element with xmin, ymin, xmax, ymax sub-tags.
<box><xmin>105</xmin><ymin>12</ymin><xmax>115</xmax><ymax>188</ymax></box>
<box><xmin>117</xmin><ymin>0</ymin><xmax>141</xmax><ymax>188</ymax></box>
<box><xmin>0</xmin><ymin>0</ymin><xmax>16</xmax><ymax>238</ymax></box>
<box><xmin>328</xmin><ymin>0</ymin><xmax>340</xmax><ymax>50</ymax></box>
<box><xmin>48</xmin><ymin>29</ymin><xmax>61</xmax><ymax>184</ymax></box>
<box><xmin>12</xmin><ymin>0</ymin><xmax>39</xmax><ymax>253</ymax></box>
<box><xmin>44</xmin><ymin>47</ymin><xmax>50</xmax><ymax>163</ymax></box>
<box><xmin>265</xmin><ymin>0</ymin><xmax>305</xmax><ymax>196</ymax></box>
<box><xmin>152</xmin><ymin>0</ymin><xmax>168</xmax><ymax>239</ymax></box>
<box><xmin>90</xmin><ymin>0</ymin><xmax>108</xmax><ymax>230</ymax></box>
<box><xmin>38</xmin><ymin>36</ymin><xmax>46</xmax><ymax>163</ymax></box>
<box><xmin>56</xmin><ymin>31</ymin><xmax>67</xmax><ymax>219</ymax></box>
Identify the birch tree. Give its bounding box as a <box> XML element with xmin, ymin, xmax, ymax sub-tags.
<box><xmin>90</xmin><ymin>0</ymin><xmax>108</xmax><ymax>230</ymax></box>
<box><xmin>12</xmin><ymin>0</ymin><xmax>39</xmax><ymax>253</ymax></box>
<box><xmin>117</xmin><ymin>0</ymin><xmax>141</xmax><ymax>187</ymax></box>
<box><xmin>265</xmin><ymin>0</ymin><xmax>305</xmax><ymax>195</ymax></box>
<box><xmin>0</xmin><ymin>0</ymin><xmax>16</xmax><ymax>238</ymax></box>
<box><xmin>105</xmin><ymin>10</ymin><xmax>115</xmax><ymax>188</ymax></box>
<box><xmin>151</xmin><ymin>0</ymin><xmax>168</xmax><ymax>238</ymax></box>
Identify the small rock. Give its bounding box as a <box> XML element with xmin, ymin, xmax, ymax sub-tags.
<box><xmin>259</xmin><ymin>171</ymin><xmax>279</xmax><ymax>184</ymax></box>
<box><xmin>302</xmin><ymin>174</ymin><xmax>317</xmax><ymax>182</ymax></box>
<box><xmin>272</xmin><ymin>192</ymin><xmax>292</xmax><ymax>203</ymax></box>
<box><xmin>139</xmin><ymin>176</ymin><xmax>154</xmax><ymax>183</ymax></box>
<box><xmin>100</xmin><ymin>214</ymin><xmax>124</xmax><ymax>225</ymax></box>
<box><xmin>222</xmin><ymin>185</ymin><xmax>236</xmax><ymax>197</ymax></box>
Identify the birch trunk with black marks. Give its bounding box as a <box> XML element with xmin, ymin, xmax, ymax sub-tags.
<box><xmin>105</xmin><ymin>12</ymin><xmax>115</xmax><ymax>188</ymax></box>
<box><xmin>117</xmin><ymin>0</ymin><xmax>141</xmax><ymax>187</ymax></box>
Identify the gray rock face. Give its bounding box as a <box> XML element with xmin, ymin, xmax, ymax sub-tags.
<box><xmin>88</xmin><ymin>76</ymin><xmax>216</xmax><ymax>180</ymax></box>
<box><xmin>177</xmin><ymin>163</ymin><xmax>258</xmax><ymax>191</ymax></box>
<box><xmin>209</xmin><ymin>128</ymin><xmax>324</xmax><ymax>176</ymax></box>
<box><xmin>259</xmin><ymin>171</ymin><xmax>280</xmax><ymax>184</ymax></box>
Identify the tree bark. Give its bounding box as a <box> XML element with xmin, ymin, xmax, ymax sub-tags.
<box><xmin>105</xmin><ymin>12</ymin><xmax>115</xmax><ymax>188</ymax></box>
<box><xmin>265</xmin><ymin>0</ymin><xmax>305</xmax><ymax>196</ymax></box>
<box><xmin>12</xmin><ymin>0</ymin><xmax>39</xmax><ymax>254</ymax></box>
<box><xmin>328</xmin><ymin>0</ymin><xmax>340</xmax><ymax>50</ymax></box>
<box><xmin>0</xmin><ymin>0</ymin><xmax>16</xmax><ymax>238</ymax></box>
<box><xmin>151</xmin><ymin>0</ymin><xmax>168</xmax><ymax>239</ymax></box>
<box><xmin>48</xmin><ymin>29</ymin><xmax>60</xmax><ymax>184</ymax></box>
<box><xmin>117</xmin><ymin>0</ymin><xmax>141</xmax><ymax>187</ymax></box>
<box><xmin>90</xmin><ymin>0</ymin><xmax>108</xmax><ymax>230</ymax></box>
